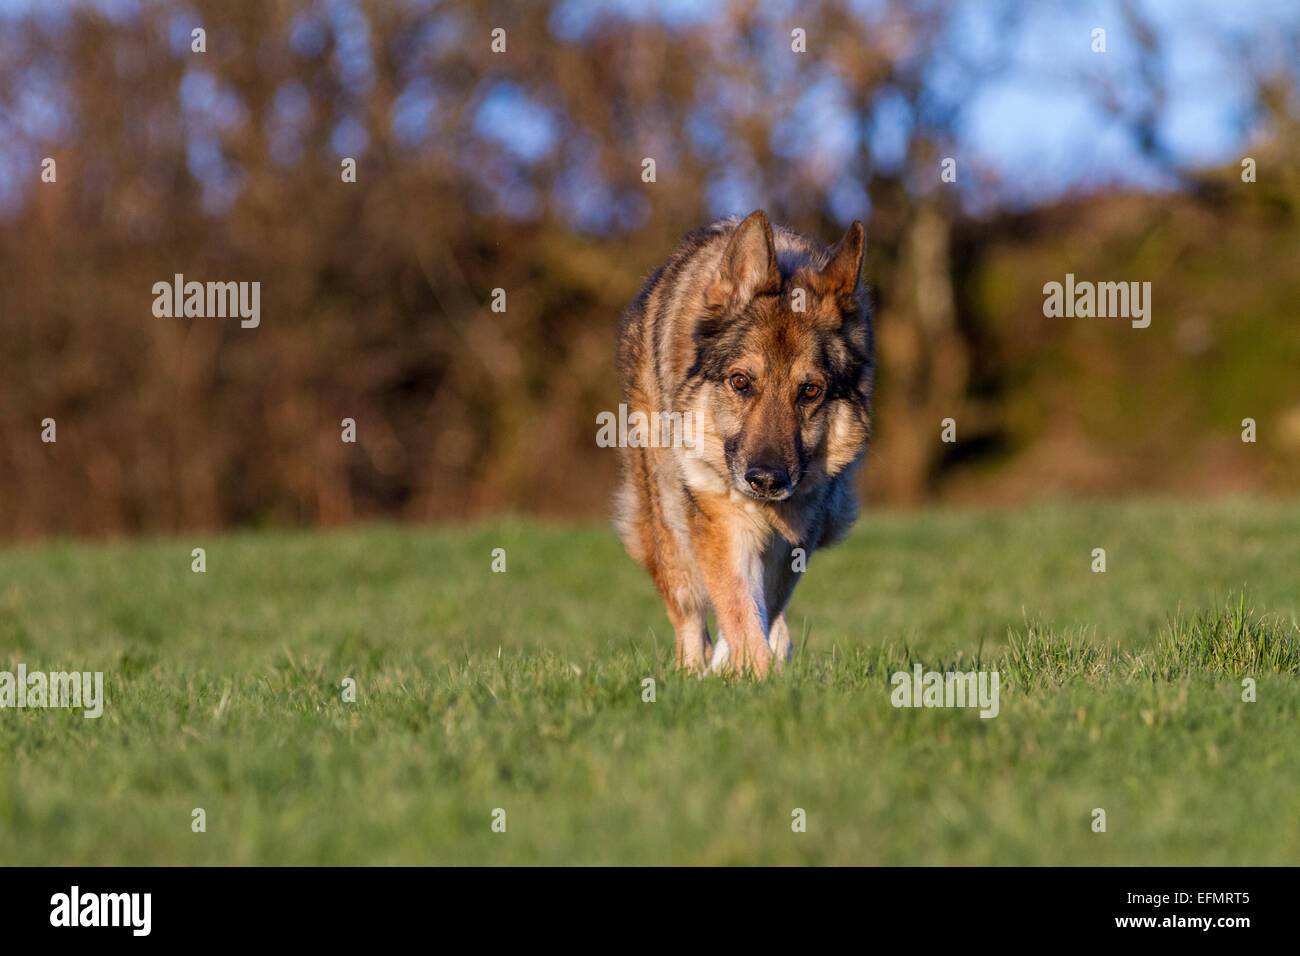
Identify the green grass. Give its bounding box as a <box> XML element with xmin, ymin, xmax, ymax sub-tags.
<box><xmin>2</xmin><ymin>497</ymin><xmax>1299</xmax><ymax>865</ymax></box>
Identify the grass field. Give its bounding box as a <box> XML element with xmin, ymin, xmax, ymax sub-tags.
<box><xmin>2</xmin><ymin>497</ymin><xmax>1299</xmax><ymax>865</ymax></box>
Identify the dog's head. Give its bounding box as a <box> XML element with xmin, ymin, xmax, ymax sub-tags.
<box><xmin>687</xmin><ymin>210</ymin><xmax>873</xmax><ymax>502</ymax></box>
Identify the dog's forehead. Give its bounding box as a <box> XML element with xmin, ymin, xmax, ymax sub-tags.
<box><xmin>745</xmin><ymin>308</ymin><xmax>830</xmax><ymax>373</ymax></box>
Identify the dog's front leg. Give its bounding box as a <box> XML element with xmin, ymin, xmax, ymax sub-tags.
<box><xmin>762</xmin><ymin>542</ymin><xmax>805</xmax><ymax>667</ymax></box>
<box><xmin>690</xmin><ymin>504</ymin><xmax>773</xmax><ymax>678</ymax></box>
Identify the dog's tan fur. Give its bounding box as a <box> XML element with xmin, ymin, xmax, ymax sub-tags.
<box><xmin>615</xmin><ymin>210</ymin><xmax>873</xmax><ymax>676</ymax></box>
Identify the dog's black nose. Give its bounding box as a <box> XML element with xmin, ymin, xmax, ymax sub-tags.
<box><xmin>745</xmin><ymin>464</ymin><xmax>791</xmax><ymax>495</ymax></box>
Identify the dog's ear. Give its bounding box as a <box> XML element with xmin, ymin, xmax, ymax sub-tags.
<box><xmin>809</xmin><ymin>220</ymin><xmax>864</xmax><ymax>309</ymax></box>
<box><xmin>705</xmin><ymin>210</ymin><xmax>781</xmax><ymax>310</ymax></box>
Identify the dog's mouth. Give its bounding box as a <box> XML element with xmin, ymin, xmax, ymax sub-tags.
<box><xmin>740</xmin><ymin>487</ymin><xmax>793</xmax><ymax>502</ymax></box>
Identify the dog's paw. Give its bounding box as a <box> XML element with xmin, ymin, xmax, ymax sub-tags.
<box><xmin>708</xmin><ymin>634</ymin><xmax>731</xmax><ymax>674</ymax></box>
<box><xmin>768</xmin><ymin>617</ymin><xmax>794</xmax><ymax>665</ymax></box>
<box><xmin>708</xmin><ymin>633</ymin><xmax>778</xmax><ymax>677</ymax></box>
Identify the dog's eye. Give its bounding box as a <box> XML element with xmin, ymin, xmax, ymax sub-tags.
<box><xmin>800</xmin><ymin>383</ymin><xmax>822</xmax><ymax>400</ymax></box>
<box><xmin>729</xmin><ymin>373</ymin><xmax>750</xmax><ymax>392</ymax></box>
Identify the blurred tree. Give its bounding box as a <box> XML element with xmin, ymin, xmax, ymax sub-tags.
<box><xmin>0</xmin><ymin>0</ymin><xmax>1296</xmax><ymax>538</ymax></box>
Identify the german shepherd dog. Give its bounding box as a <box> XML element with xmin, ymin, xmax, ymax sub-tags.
<box><xmin>615</xmin><ymin>210</ymin><xmax>873</xmax><ymax>677</ymax></box>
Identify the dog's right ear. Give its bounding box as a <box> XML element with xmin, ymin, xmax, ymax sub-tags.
<box><xmin>704</xmin><ymin>210</ymin><xmax>781</xmax><ymax>311</ymax></box>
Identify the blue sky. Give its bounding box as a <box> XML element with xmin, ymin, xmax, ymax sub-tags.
<box><xmin>0</xmin><ymin>0</ymin><xmax>1295</xmax><ymax>223</ymax></box>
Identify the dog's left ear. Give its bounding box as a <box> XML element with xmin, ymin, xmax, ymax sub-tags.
<box><xmin>811</xmin><ymin>221</ymin><xmax>864</xmax><ymax>309</ymax></box>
